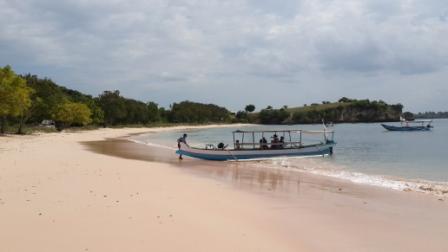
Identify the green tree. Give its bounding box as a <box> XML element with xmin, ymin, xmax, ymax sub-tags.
<box><xmin>258</xmin><ymin>107</ymin><xmax>290</xmax><ymax>124</ymax></box>
<box><xmin>402</xmin><ymin>111</ymin><xmax>415</xmax><ymax>121</ymax></box>
<box><xmin>0</xmin><ymin>66</ymin><xmax>34</xmax><ymax>134</ymax></box>
<box><xmin>235</xmin><ymin>110</ymin><xmax>248</xmax><ymax>122</ymax></box>
<box><xmin>338</xmin><ymin>97</ymin><xmax>353</xmax><ymax>103</ymax></box>
<box><xmin>15</xmin><ymin>83</ymin><xmax>34</xmax><ymax>134</ymax></box>
<box><xmin>53</xmin><ymin>100</ymin><xmax>92</xmax><ymax>130</ymax></box>
<box><xmin>147</xmin><ymin>102</ymin><xmax>160</xmax><ymax>122</ymax></box>
<box><xmin>97</xmin><ymin>90</ymin><xmax>127</xmax><ymax>125</ymax></box>
<box><xmin>245</xmin><ymin>104</ymin><xmax>255</xmax><ymax>113</ymax></box>
<box><xmin>23</xmin><ymin>75</ymin><xmax>66</xmax><ymax>124</ymax></box>
<box><xmin>169</xmin><ymin>101</ymin><xmax>231</xmax><ymax>123</ymax></box>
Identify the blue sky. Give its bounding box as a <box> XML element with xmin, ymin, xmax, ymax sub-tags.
<box><xmin>1</xmin><ymin>0</ymin><xmax>447</xmax><ymax>112</ymax></box>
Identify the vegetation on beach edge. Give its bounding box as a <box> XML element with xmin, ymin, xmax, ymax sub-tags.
<box><xmin>1</xmin><ymin>65</ymin><xmax>444</xmax><ymax>135</ymax></box>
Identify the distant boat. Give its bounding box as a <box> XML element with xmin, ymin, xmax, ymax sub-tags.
<box><xmin>381</xmin><ymin>119</ymin><xmax>433</xmax><ymax>131</ymax></box>
<box><xmin>176</xmin><ymin>129</ymin><xmax>336</xmax><ymax>161</ymax></box>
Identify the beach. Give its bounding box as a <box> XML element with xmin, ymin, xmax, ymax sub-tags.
<box><xmin>1</xmin><ymin>126</ymin><xmax>447</xmax><ymax>252</ymax></box>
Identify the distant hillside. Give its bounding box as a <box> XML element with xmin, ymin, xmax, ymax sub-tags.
<box><xmin>255</xmin><ymin>98</ymin><xmax>403</xmax><ymax>124</ymax></box>
<box><xmin>414</xmin><ymin>111</ymin><xmax>448</xmax><ymax>119</ymax></box>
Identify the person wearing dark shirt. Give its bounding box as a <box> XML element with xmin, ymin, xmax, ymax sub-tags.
<box><xmin>177</xmin><ymin>133</ymin><xmax>187</xmax><ymax>159</ymax></box>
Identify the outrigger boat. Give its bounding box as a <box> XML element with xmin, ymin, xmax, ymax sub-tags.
<box><xmin>176</xmin><ymin>129</ymin><xmax>335</xmax><ymax>161</ymax></box>
<box><xmin>381</xmin><ymin>119</ymin><xmax>433</xmax><ymax>131</ymax></box>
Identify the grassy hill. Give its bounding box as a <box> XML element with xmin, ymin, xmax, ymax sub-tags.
<box><xmin>286</xmin><ymin>102</ymin><xmax>351</xmax><ymax>113</ymax></box>
<box><xmin>254</xmin><ymin>99</ymin><xmax>403</xmax><ymax>124</ymax></box>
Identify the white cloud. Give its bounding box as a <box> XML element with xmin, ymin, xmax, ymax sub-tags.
<box><xmin>0</xmin><ymin>0</ymin><xmax>447</xmax><ymax>111</ymax></box>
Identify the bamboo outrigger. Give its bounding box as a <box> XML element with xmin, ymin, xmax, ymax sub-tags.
<box><xmin>176</xmin><ymin>129</ymin><xmax>336</xmax><ymax>161</ymax></box>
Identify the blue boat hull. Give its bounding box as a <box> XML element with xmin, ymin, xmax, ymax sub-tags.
<box><xmin>176</xmin><ymin>142</ymin><xmax>335</xmax><ymax>161</ymax></box>
<box><xmin>381</xmin><ymin>124</ymin><xmax>431</xmax><ymax>131</ymax></box>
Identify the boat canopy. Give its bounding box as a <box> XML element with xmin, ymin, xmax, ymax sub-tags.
<box><xmin>400</xmin><ymin>120</ymin><xmax>432</xmax><ymax>125</ymax></box>
<box><xmin>231</xmin><ymin>129</ymin><xmax>334</xmax><ymax>150</ymax></box>
<box><xmin>411</xmin><ymin>120</ymin><xmax>432</xmax><ymax>123</ymax></box>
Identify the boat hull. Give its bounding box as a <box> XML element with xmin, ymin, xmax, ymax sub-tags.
<box><xmin>176</xmin><ymin>142</ymin><xmax>335</xmax><ymax>161</ymax></box>
<box><xmin>381</xmin><ymin>124</ymin><xmax>431</xmax><ymax>131</ymax></box>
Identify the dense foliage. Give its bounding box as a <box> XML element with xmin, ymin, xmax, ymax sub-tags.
<box><xmin>23</xmin><ymin>74</ymin><xmax>104</xmax><ymax>125</ymax></box>
<box><xmin>53</xmin><ymin>100</ymin><xmax>92</xmax><ymax>130</ymax></box>
<box><xmin>1</xmin><ymin>66</ymin><xmax>34</xmax><ymax>134</ymax></box>
<box><xmin>168</xmin><ymin>101</ymin><xmax>231</xmax><ymax>123</ymax></box>
<box><xmin>258</xmin><ymin>107</ymin><xmax>290</xmax><ymax>124</ymax></box>
<box><xmin>245</xmin><ymin>104</ymin><xmax>255</xmax><ymax>113</ymax></box>
<box><xmin>415</xmin><ymin>111</ymin><xmax>448</xmax><ymax>119</ymax></box>
<box><xmin>1</xmin><ymin>66</ymin><xmax>236</xmax><ymax>133</ymax></box>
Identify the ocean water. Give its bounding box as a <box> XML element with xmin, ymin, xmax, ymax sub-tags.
<box><xmin>132</xmin><ymin>119</ymin><xmax>448</xmax><ymax>195</ymax></box>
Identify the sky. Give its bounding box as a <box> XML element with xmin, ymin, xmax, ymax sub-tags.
<box><xmin>1</xmin><ymin>0</ymin><xmax>447</xmax><ymax>112</ymax></box>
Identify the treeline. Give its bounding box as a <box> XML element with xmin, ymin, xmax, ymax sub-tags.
<box><xmin>415</xmin><ymin>111</ymin><xmax>448</xmax><ymax>119</ymax></box>
<box><xmin>0</xmin><ymin>65</ymin><xmax>231</xmax><ymax>134</ymax></box>
<box><xmin>1</xmin><ymin>65</ymin><xmax>412</xmax><ymax>134</ymax></box>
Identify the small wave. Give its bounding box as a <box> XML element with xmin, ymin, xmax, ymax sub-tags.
<box><xmin>258</xmin><ymin>158</ymin><xmax>448</xmax><ymax>197</ymax></box>
<box><xmin>128</xmin><ymin>137</ymin><xmax>448</xmax><ymax>197</ymax></box>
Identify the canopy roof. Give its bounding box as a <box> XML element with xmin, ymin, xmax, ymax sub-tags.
<box><xmin>405</xmin><ymin>120</ymin><xmax>433</xmax><ymax>123</ymax></box>
<box><xmin>232</xmin><ymin>129</ymin><xmax>334</xmax><ymax>134</ymax></box>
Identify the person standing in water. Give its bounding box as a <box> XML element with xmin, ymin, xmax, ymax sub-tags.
<box><xmin>177</xmin><ymin>133</ymin><xmax>188</xmax><ymax>159</ymax></box>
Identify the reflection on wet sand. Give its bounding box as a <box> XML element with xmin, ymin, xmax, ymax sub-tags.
<box><xmin>82</xmin><ymin>137</ymin><xmax>384</xmax><ymax>201</ymax></box>
<box><xmin>82</xmin><ymin>139</ymin><xmax>311</xmax><ymax>195</ymax></box>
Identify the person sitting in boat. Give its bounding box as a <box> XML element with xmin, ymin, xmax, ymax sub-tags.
<box><xmin>235</xmin><ymin>140</ymin><xmax>241</xmax><ymax>150</ymax></box>
<box><xmin>217</xmin><ymin>142</ymin><xmax>228</xmax><ymax>150</ymax></box>
<box><xmin>260</xmin><ymin>137</ymin><xmax>268</xmax><ymax>149</ymax></box>
<box><xmin>271</xmin><ymin>134</ymin><xmax>279</xmax><ymax>149</ymax></box>
<box><xmin>177</xmin><ymin>133</ymin><xmax>188</xmax><ymax>159</ymax></box>
<box><xmin>279</xmin><ymin>136</ymin><xmax>285</xmax><ymax>148</ymax></box>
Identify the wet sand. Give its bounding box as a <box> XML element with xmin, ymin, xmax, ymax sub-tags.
<box><xmin>1</xmin><ymin>127</ymin><xmax>448</xmax><ymax>252</ymax></box>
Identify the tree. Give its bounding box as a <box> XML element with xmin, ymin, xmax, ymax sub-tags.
<box><xmin>235</xmin><ymin>110</ymin><xmax>248</xmax><ymax>121</ymax></box>
<box><xmin>169</xmin><ymin>101</ymin><xmax>231</xmax><ymax>123</ymax></box>
<box><xmin>147</xmin><ymin>102</ymin><xmax>160</xmax><ymax>122</ymax></box>
<box><xmin>338</xmin><ymin>97</ymin><xmax>353</xmax><ymax>103</ymax></box>
<box><xmin>97</xmin><ymin>90</ymin><xmax>127</xmax><ymax>125</ymax></box>
<box><xmin>53</xmin><ymin>100</ymin><xmax>92</xmax><ymax>130</ymax></box>
<box><xmin>245</xmin><ymin>104</ymin><xmax>255</xmax><ymax>113</ymax></box>
<box><xmin>15</xmin><ymin>82</ymin><xmax>34</xmax><ymax>134</ymax></box>
<box><xmin>258</xmin><ymin>107</ymin><xmax>290</xmax><ymax>124</ymax></box>
<box><xmin>0</xmin><ymin>66</ymin><xmax>34</xmax><ymax>134</ymax></box>
<box><xmin>402</xmin><ymin>111</ymin><xmax>415</xmax><ymax>121</ymax></box>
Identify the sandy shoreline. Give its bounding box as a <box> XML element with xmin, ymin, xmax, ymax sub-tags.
<box><xmin>1</xmin><ymin>126</ymin><xmax>448</xmax><ymax>252</ymax></box>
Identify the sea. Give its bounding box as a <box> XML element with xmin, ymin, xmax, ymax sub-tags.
<box><xmin>130</xmin><ymin>119</ymin><xmax>448</xmax><ymax>196</ymax></box>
